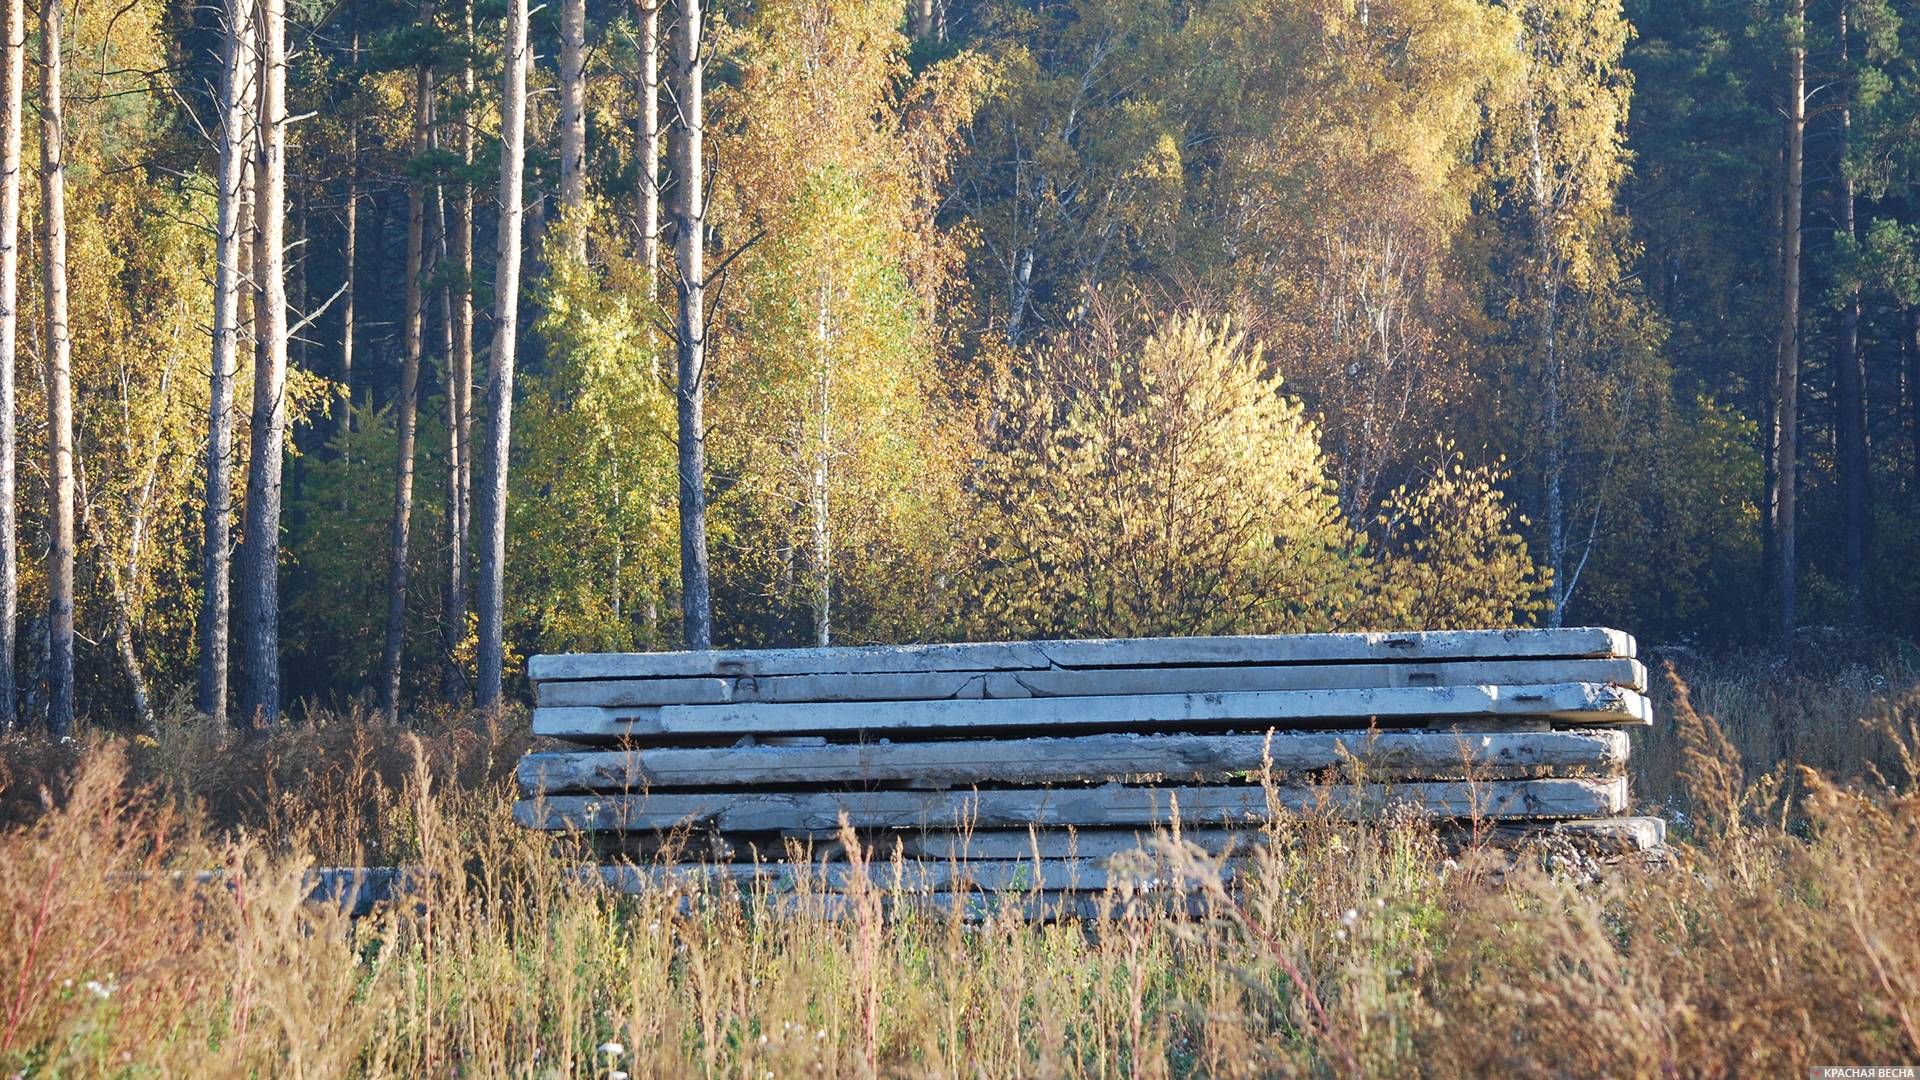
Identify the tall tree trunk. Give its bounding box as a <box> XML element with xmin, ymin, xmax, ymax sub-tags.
<box><xmin>0</xmin><ymin>0</ymin><xmax>23</xmax><ymax>732</ymax></box>
<box><xmin>381</xmin><ymin>64</ymin><xmax>430</xmax><ymax>723</ymax></box>
<box><xmin>444</xmin><ymin>0</ymin><xmax>474</xmax><ymax>699</ymax></box>
<box><xmin>474</xmin><ymin>0</ymin><xmax>529</xmax><ymax>708</ymax></box>
<box><xmin>1771</xmin><ymin>4</ymin><xmax>1805</xmax><ymax>647</ymax></box>
<box><xmin>40</xmin><ymin>0</ymin><xmax>73</xmax><ymax>737</ymax></box>
<box><xmin>636</xmin><ymin>0</ymin><xmax>662</xmax><ymax>636</ymax></box>
<box><xmin>239</xmin><ymin>0</ymin><xmax>288</xmax><ymax>727</ymax></box>
<box><xmin>87</xmin><ymin>355</ymin><xmax>177</xmax><ymax>733</ymax></box>
<box><xmin>1524</xmin><ymin>89</ymin><xmax>1569</xmax><ymax>628</ymax></box>
<box><xmin>198</xmin><ymin>0</ymin><xmax>253</xmax><ymax>723</ymax></box>
<box><xmin>430</xmin><ymin>89</ymin><xmax>459</xmax><ymax>698</ymax></box>
<box><xmin>638</xmin><ymin>0</ymin><xmax>660</xmax><ymax>300</ymax></box>
<box><xmin>1834</xmin><ymin>0</ymin><xmax>1868</xmax><ymax>625</ymax></box>
<box><xmin>558</xmin><ymin>0</ymin><xmax>586</xmax><ymax>257</ymax></box>
<box><xmin>671</xmin><ymin>0</ymin><xmax>712</xmax><ymax>648</ymax></box>
<box><xmin>809</xmin><ymin>285</ymin><xmax>831</xmax><ymax>646</ymax></box>
<box><xmin>338</xmin><ymin>24</ymin><xmax>358</xmax><ymax>460</ymax></box>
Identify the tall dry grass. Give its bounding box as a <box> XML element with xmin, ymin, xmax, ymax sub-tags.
<box><xmin>0</xmin><ymin>658</ymin><xmax>1914</xmax><ymax>1077</ymax></box>
<box><xmin>1635</xmin><ymin>640</ymin><xmax>1919</xmax><ymax>812</ymax></box>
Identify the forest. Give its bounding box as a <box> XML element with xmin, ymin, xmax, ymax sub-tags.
<box><xmin>5</xmin><ymin>1</ymin><xmax>1920</xmax><ymax>1074</ymax></box>
<box><xmin>0</xmin><ymin>0</ymin><xmax>1912</xmax><ymax>732</ymax></box>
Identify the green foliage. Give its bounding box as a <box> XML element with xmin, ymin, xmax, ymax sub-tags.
<box><xmin>702</xmin><ymin>0</ymin><xmax>978</xmax><ymax>646</ymax></box>
<box><xmin>286</xmin><ymin>402</ymin><xmax>448</xmax><ymax>708</ymax></box>
<box><xmin>513</xmin><ymin>238</ymin><xmax>678</xmax><ymax>654</ymax></box>
<box><xmin>965</xmin><ymin>309</ymin><xmax>1364</xmax><ymax>637</ymax></box>
<box><xmin>21</xmin><ymin>0</ymin><xmax>1920</xmax><ymax>724</ymax></box>
<box><xmin>1367</xmin><ymin>447</ymin><xmax>1551</xmax><ymax>630</ymax></box>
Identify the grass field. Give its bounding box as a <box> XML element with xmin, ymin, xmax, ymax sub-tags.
<box><xmin>1</xmin><ymin>649</ymin><xmax>1917</xmax><ymax>1077</ymax></box>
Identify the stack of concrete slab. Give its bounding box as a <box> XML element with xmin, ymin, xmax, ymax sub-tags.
<box><xmin>515</xmin><ymin>627</ymin><xmax>1660</xmax><ymax>907</ymax></box>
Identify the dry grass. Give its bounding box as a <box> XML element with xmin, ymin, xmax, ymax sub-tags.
<box><xmin>0</xmin><ymin>657</ymin><xmax>1915</xmax><ymax>1077</ymax></box>
<box><xmin>1635</xmin><ymin>641</ymin><xmax>1920</xmax><ymax>812</ymax></box>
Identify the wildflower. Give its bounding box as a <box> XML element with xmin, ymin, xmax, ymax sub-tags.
<box><xmin>598</xmin><ymin>1041</ymin><xmax>625</xmax><ymax>1057</ymax></box>
<box><xmin>609</xmin><ymin>1071</ymin><xmax>629</xmax><ymax>1080</ymax></box>
<box><xmin>1340</xmin><ymin>907</ymin><xmax>1359</xmax><ymax>928</ymax></box>
<box><xmin>84</xmin><ymin>980</ymin><xmax>113</xmax><ymax>1000</ymax></box>
<box><xmin>1335</xmin><ymin>928</ymin><xmax>1347</xmax><ymax>941</ymax></box>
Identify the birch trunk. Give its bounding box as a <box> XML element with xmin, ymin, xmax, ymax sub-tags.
<box><xmin>239</xmin><ymin>0</ymin><xmax>288</xmax><ymax>727</ymax></box>
<box><xmin>1521</xmin><ymin>70</ymin><xmax>1568</xmax><ymax>628</ymax></box>
<box><xmin>636</xmin><ymin>0</ymin><xmax>662</xmax><ymax>635</ymax></box>
<box><xmin>0</xmin><ymin>0</ymin><xmax>23</xmax><ymax>730</ymax></box>
<box><xmin>381</xmin><ymin>65</ymin><xmax>430</xmax><ymax>723</ymax></box>
<box><xmin>87</xmin><ymin>357</ymin><xmax>176</xmax><ymax>732</ymax></box>
<box><xmin>638</xmin><ymin>0</ymin><xmax>660</xmax><ymax>298</ymax></box>
<box><xmin>198</xmin><ymin>0</ymin><xmax>253</xmax><ymax>723</ymax></box>
<box><xmin>671</xmin><ymin>0</ymin><xmax>712</xmax><ymax>648</ymax></box>
<box><xmin>338</xmin><ymin>24</ymin><xmax>358</xmax><ymax>458</ymax></box>
<box><xmin>809</xmin><ymin>285</ymin><xmax>831</xmax><ymax>646</ymax></box>
<box><xmin>474</xmin><ymin>0</ymin><xmax>530</xmax><ymax>707</ymax></box>
<box><xmin>1771</xmin><ymin>5</ymin><xmax>1804</xmax><ymax>646</ymax></box>
<box><xmin>558</xmin><ymin>0</ymin><xmax>586</xmax><ymax>255</ymax></box>
<box><xmin>40</xmin><ymin>0</ymin><xmax>73</xmax><ymax>737</ymax></box>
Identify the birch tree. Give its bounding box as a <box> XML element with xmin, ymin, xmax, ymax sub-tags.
<box><xmin>1505</xmin><ymin>0</ymin><xmax>1631</xmax><ymax>628</ymax></box>
<box><xmin>41</xmin><ymin>0</ymin><xmax>74</xmax><ymax>737</ymax></box>
<box><xmin>558</xmin><ymin>0</ymin><xmax>587</xmax><ymax>257</ymax></box>
<box><xmin>198</xmin><ymin>0</ymin><xmax>254</xmax><ymax>723</ymax></box>
<box><xmin>0</xmin><ymin>0</ymin><xmax>21</xmax><ymax>731</ymax></box>
<box><xmin>637</xmin><ymin>0</ymin><xmax>660</xmax><ymax>292</ymax></box>
<box><xmin>670</xmin><ymin>0</ymin><xmax>713</xmax><ymax>647</ymax></box>
<box><xmin>475</xmin><ymin>0</ymin><xmax>530</xmax><ymax>707</ymax></box>
<box><xmin>239</xmin><ymin>0</ymin><xmax>288</xmax><ymax>727</ymax></box>
<box><xmin>338</xmin><ymin>23</ymin><xmax>359</xmax><ymax>460</ymax></box>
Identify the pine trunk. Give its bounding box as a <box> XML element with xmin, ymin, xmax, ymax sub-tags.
<box><xmin>672</xmin><ymin>0</ymin><xmax>712</xmax><ymax>648</ymax></box>
<box><xmin>1771</xmin><ymin>7</ymin><xmax>1805</xmax><ymax>647</ymax></box>
<box><xmin>40</xmin><ymin>0</ymin><xmax>73</xmax><ymax>737</ymax></box>
<box><xmin>381</xmin><ymin>65</ymin><xmax>430</xmax><ymax>723</ymax></box>
<box><xmin>1834</xmin><ymin>0</ymin><xmax>1867</xmax><ymax>625</ymax></box>
<box><xmin>475</xmin><ymin>0</ymin><xmax>530</xmax><ymax>708</ymax></box>
<box><xmin>444</xmin><ymin>0</ymin><xmax>475</xmax><ymax>699</ymax></box>
<box><xmin>239</xmin><ymin>0</ymin><xmax>288</xmax><ymax>727</ymax></box>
